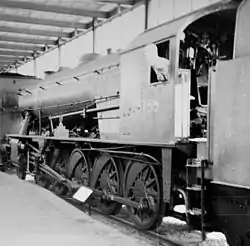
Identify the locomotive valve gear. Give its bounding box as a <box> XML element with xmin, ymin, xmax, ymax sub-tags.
<box><xmin>145</xmin><ymin>43</ymin><xmax>169</xmax><ymax>82</ymax></box>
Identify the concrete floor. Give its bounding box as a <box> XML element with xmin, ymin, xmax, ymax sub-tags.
<box><xmin>0</xmin><ymin>172</ymin><xmax>153</xmax><ymax>246</ymax></box>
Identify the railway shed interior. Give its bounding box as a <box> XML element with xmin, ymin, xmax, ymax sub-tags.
<box><xmin>0</xmin><ymin>0</ymin><xmax>145</xmax><ymax>76</ymax></box>
<box><xmin>1</xmin><ymin>1</ymin><xmax>250</xmax><ymax>246</ymax></box>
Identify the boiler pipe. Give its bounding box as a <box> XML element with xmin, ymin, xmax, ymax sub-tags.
<box><xmin>50</xmin><ymin>105</ymin><xmax>119</xmax><ymax>120</ymax></box>
<box><xmin>86</xmin><ymin>105</ymin><xmax>119</xmax><ymax>113</ymax></box>
<box><xmin>50</xmin><ymin>109</ymin><xmax>85</xmax><ymax>120</ymax></box>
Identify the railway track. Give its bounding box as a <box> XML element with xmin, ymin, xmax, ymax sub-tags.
<box><xmin>61</xmin><ymin>196</ymin><xmax>184</xmax><ymax>246</ymax></box>
<box><xmin>49</xmin><ymin>191</ymin><xmax>227</xmax><ymax>246</ymax></box>
<box><xmin>3</xmin><ymin>168</ymin><xmax>183</xmax><ymax>245</ymax></box>
<box><xmin>4</xmin><ymin>168</ymin><xmax>225</xmax><ymax>246</ymax></box>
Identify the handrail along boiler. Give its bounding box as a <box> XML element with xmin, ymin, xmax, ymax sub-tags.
<box><xmin>2</xmin><ymin>0</ymin><xmax>250</xmax><ymax>245</ymax></box>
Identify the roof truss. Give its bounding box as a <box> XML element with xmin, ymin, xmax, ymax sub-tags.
<box><xmin>0</xmin><ymin>35</ymin><xmax>56</xmax><ymax>45</ymax></box>
<box><xmin>0</xmin><ymin>43</ymin><xmax>45</xmax><ymax>52</ymax></box>
<box><xmin>0</xmin><ymin>26</ymin><xmax>70</xmax><ymax>38</ymax></box>
<box><xmin>0</xmin><ymin>14</ymin><xmax>90</xmax><ymax>29</ymax></box>
<box><xmin>96</xmin><ymin>0</ymin><xmax>139</xmax><ymax>5</ymax></box>
<box><xmin>0</xmin><ymin>0</ymin><xmax>110</xmax><ymax>19</ymax></box>
<box><xmin>0</xmin><ymin>61</ymin><xmax>17</xmax><ymax>65</ymax></box>
<box><xmin>0</xmin><ymin>55</ymin><xmax>25</xmax><ymax>61</ymax></box>
<box><xmin>0</xmin><ymin>50</ymin><xmax>32</xmax><ymax>57</ymax></box>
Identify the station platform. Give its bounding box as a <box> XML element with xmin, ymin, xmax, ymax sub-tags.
<box><xmin>0</xmin><ymin>172</ymin><xmax>152</xmax><ymax>246</ymax></box>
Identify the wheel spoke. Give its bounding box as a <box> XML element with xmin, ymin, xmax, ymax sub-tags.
<box><xmin>146</xmin><ymin>178</ymin><xmax>156</xmax><ymax>188</ymax></box>
<box><xmin>147</xmin><ymin>189</ymin><xmax>158</xmax><ymax>197</ymax></box>
<box><xmin>106</xmin><ymin>161</ymin><xmax>112</xmax><ymax>173</ymax></box>
<box><xmin>109</xmin><ymin>170</ymin><xmax>116</xmax><ymax>179</ymax></box>
<box><xmin>82</xmin><ymin>164</ymin><xmax>87</xmax><ymax>172</ymax></box>
<box><xmin>109</xmin><ymin>179</ymin><xmax>118</xmax><ymax>188</ymax></box>
<box><xmin>142</xmin><ymin>167</ymin><xmax>151</xmax><ymax>181</ymax></box>
<box><xmin>138</xmin><ymin>170</ymin><xmax>143</xmax><ymax>180</ymax></box>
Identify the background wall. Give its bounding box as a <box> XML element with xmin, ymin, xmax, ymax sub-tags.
<box><xmin>148</xmin><ymin>0</ymin><xmax>222</xmax><ymax>28</ymax></box>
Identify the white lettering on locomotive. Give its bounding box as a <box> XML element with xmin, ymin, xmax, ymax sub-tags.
<box><xmin>139</xmin><ymin>100</ymin><xmax>160</xmax><ymax>113</ymax></box>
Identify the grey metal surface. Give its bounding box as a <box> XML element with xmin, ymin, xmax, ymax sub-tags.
<box><xmin>119</xmin><ymin>37</ymin><xmax>176</xmax><ymax>144</ymax></box>
<box><xmin>162</xmin><ymin>148</ymin><xmax>172</xmax><ymax>203</ymax></box>
<box><xmin>234</xmin><ymin>0</ymin><xmax>250</xmax><ymax>58</ymax></box>
<box><xmin>211</xmin><ymin>56</ymin><xmax>250</xmax><ymax>187</ymax></box>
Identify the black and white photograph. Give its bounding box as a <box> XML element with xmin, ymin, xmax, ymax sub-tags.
<box><xmin>0</xmin><ymin>0</ymin><xmax>248</xmax><ymax>245</ymax></box>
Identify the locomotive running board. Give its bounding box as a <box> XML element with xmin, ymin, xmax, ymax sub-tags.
<box><xmin>6</xmin><ymin>134</ymin><xmax>175</xmax><ymax>148</ymax></box>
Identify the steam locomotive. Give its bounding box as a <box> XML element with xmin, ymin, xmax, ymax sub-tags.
<box><xmin>1</xmin><ymin>0</ymin><xmax>250</xmax><ymax>245</ymax></box>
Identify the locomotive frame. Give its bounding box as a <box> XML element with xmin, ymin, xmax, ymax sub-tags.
<box><xmin>2</xmin><ymin>0</ymin><xmax>250</xmax><ymax>245</ymax></box>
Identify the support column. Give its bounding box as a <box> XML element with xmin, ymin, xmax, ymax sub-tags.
<box><xmin>57</xmin><ymin>38</ymin><xmax>62</xmax><ymax>70</ymax></box>
<box><xmin>117</xmin><ymin>3</ymin><xmax>121</xmax><ymax>15</ymax></box>
<box><xmin>145</xmin><ymin>0</ymin><xmax>149</xmax><ymax>30</ymax></box>
<box><xmin>14</xmin><ymin>63</ymin><xmax>18</xmax><ymax>73</ymax></box>
<box><xmin>92</xmin><ymin>17</ymin><xmax>96</xmax><ymax>53</ymax></box>
<box><xmin>33</xmin><ymin>52</ymin><xmax>37</xmax><ymax>77</ymax></box>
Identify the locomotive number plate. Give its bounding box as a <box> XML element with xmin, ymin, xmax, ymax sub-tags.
<box><xmin>73</xmin><ymin>186</ymin><xmax>93</xmax><ymax>203</ymax></box>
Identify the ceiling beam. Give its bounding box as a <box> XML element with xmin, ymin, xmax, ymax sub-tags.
<box><xmin>0</xmin><ymin>50</ymin><xmax>32</xmax><ymax>57</ymax></box>
<box><xmin>108</xmin><ymin>5</ymin><xmax>128</xmax><ymax>17</ymax></box>
<box><xmin>0</xmin><ymin>56</ymin><xmax>24</xmax><ymax>61</ymax></box>
<box><xmin>0</xmin><ymin>43</ymin><xmax>45</xmax><ymax>52</ymax></box>
<box><xmin>0</xmin><ymin>0</ymin><xmax>109</xmax><ymax>19</ymax></box>
<box><xmin>0</xmin><ymin>35</ymin><xmax>56</xmax><ymax>45</ymax></box>
<box><xmin>0</xmin><ymin>61</ymin><xmax>15</xmax><ymax>65</ymax></box>
<box><xmin>96</xmin><ymin>0</ymin><xmax>138</xmax><ymax>4</ymax></box>
<box><xmin>0</xmin><ymin>26</ymin><xmax>70</xmax><ymax>38</ymax></box>
<box><xmin>0</xmin><ymin>14</ymin><xmax>89</xmax><ymax>29</ymax></box>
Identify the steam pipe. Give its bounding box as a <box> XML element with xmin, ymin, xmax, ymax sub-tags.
<box><xmin>50</xmin><ymin>105</ymin><xmax>119</xmax><ymax>120</ymax></box>
<box><xmin>50</xmin><ymin>109</ymin><xmax>85</xmax><ymax>120</ymax></box>
<box><xmin>86</xmin><ymin>105</ymin><xmax>119</xmax><ymax>113</ymax></box>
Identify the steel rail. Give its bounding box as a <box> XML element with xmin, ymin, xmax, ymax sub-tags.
<box><xmin>62</xmin><ymin>196</ymin><xmax>184</xmax><ymax>246</ymax></box>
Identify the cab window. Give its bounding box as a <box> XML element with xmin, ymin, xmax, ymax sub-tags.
<box><xmin>145</xmin><ymin>40</ymin><xmax>170</xmax><ymax>84</ymax></box>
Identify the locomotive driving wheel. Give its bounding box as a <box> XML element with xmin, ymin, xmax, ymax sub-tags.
<box><xmin>91</xmin><ymin>153</ymin><xmax>123</xmax><ymax>215</ymax></box>
<box><xmin>72</xmin><ymin>154</ymin><xmax>90</xmax><ymax>187</ymax></box>
<box><xmin>124</xmin><ymin>160</ymin><xmax>165</xmax><ymax>230</ymax></box>
<box><xmin>69</xmin><ymin>148</ymin><xmax>91</xmax><ymax>192</ymax></box>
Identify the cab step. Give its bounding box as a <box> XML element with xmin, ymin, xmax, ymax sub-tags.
<box><xmin>187</xmin><ymin>208</ymin><xmax>202</xmax><ymax>216</ymax></box>
<box><xmin>186</xmin><ymin>184</ymin><xmax>204</xmax><ymax>191</ymax></box>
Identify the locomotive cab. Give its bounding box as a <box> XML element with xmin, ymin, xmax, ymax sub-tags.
<box><xmin>178</xmin><ymin>8</ymin><xmax>237</xmax><ymax>140</ymax></box>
